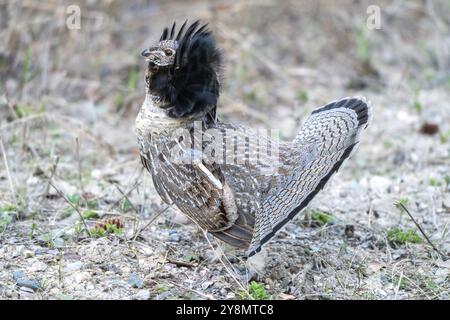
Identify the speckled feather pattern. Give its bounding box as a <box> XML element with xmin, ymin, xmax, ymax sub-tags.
<box><xmin>137</xmin><ymin>21</ymin><xmax>371</xmax><ymax>257</ymax></box>
<box><xmin>136</xmin><ymin>92</ymin><xmax>371</xmax><ymax>255</ymax></box>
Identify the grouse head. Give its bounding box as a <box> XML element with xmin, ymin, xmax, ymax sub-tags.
<box><xmin>141</xmin><ymin>20</ymin><xmax>222</xmax><ymax>121</ymax></box>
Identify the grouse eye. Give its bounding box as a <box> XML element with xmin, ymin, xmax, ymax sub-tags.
<box><xmin>164</xmin><ymin>48</ymin><xmax>174</xmax><ymax>56</ymax></box>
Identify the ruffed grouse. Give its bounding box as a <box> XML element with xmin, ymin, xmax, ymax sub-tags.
<box><xmin>136</xmin><ymin>21</ymin><xmax>371</xmax><ymax>269</ymax></box>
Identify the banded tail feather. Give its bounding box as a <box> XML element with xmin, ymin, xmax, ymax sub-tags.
<box><xmin>248</xmin><ymin>97</ymin><xmax>371</xmax><ymax>256</ymax></box>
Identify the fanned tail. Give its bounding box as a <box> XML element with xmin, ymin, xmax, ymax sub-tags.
<box><xmin>248</xmin><ymin>97</ymin><xmax>371</xmax><ymax>256</ymax></box>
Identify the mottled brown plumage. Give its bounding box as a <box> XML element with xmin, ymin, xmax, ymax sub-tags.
<box><xmin>136</xmin><ymin>21</ymin><xmax>371</xmax><ymax>259</ymax></box>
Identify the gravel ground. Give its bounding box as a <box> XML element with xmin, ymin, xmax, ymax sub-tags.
<box><xmin>0</xmin><ymin>0</ymin><xmax>449</xmax><ymax>299</ymax></box>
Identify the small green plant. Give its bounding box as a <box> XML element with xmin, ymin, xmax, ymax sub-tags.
<box><xmin>114</xmin><ymin>93</ymin><xmax>124</xmax><ymax>110</ymax></box>
<box><xmin>82</xmin><ymin>209</ymin><xmax>99</xmax><ymax>219</ymax></box>
<box><xmin>59</xmin><ymin>194</ymin><xmax>82</xmax><ymax>219</ymax></box>
<box><xmin>59</xmin><ymin>206</ymin><xmax>73</xmax><ymax>219</ymax></box>
<box><xmin>67</xmin><ymin>194</ymin><xmax>80</xmax><ymax>206</ymax></box>
<box><xmin>444</xmin><ymin>175</ymin><xmax>450</xmax><ymax>187</ymax></box>
<box><xmin>0</xmin><ymin>204</ymin><xmax>16</xmax><ymax>233</ymax></box>
<box><xmin>86</xmin><ymin>199</ymin><xmax>98</xmax><ymax>209</ymax></box>
<box><xmin>38</xmin><ymin>231</ymin><xmax>64</xmax><ymax>248</ymax></box>
<box><xmin>428</xmin><ymin>177</ymin><xmax>442</xmax><ymax>187</ymax></box>
<box><xmin>20</xmin><ymin>47</ymin><xmax>30</xmax><ymax>85</ymax></box>
<box><xmin>239</xmin><ymin>281</ymin><xmax>268</xmax><ymax>300</ymax></box>
<box><xmin>11</xmin><ymin>133</ymin><xmax>18</xmax><ymax>145</ymax></box>
<box><xmin>37</xmin><ymin>99</ymin><xmax>46</xmax><ymax>113</ymax></box>
<box><xmin>183</xmin><ymin>254</ymin><xmax>201</xmax><ymax>263</ymax></box>
<box><xmin>73</xmin><ymin>221</ymin><xmax>84</xmax><ymax>236</ymax></box>
<box><xmin>120</xmin><ymin>199</ymin><xmax>133</xmax><ymax>212</ymax></box>
<box><xmin>0</xmin><ymin>212</ymin><xmax>13</xmax><ymax>233</ymax></box>
<box><xmin>383</xmin><ymin>140</ymin><xmax>393</xmax><ymax>150</ymax></box>
<box><xmin>423</xmin><ymin>277</ymin><xmax>438</xmax><ymax>291</ymax></box>
<box><xmin>441</xmin><ymin>130</ymin><xmax>450</xmax><ymax>143</ymax></box>
<box><xmin>387</xmin><ymin>227</ymin><xmax>421</xmax><ymax>245</ymax></box>
<box><xmin>413</xmin><ymin>101</ymin><xmax>423</xmax><ymax>113</ymax></box>
<box><xmin>394</xmin><ymin>198</ymin><xmax>408</xmax><ymax>212</ymax></box>
<box><xmin>104</xmin><ymin>222</ymin><xmax>123</xmax><ymax>235</ymax></box>
<box><xmin>127</xmin><ymin>67</ymin><xmax>138</xmax><ymax>92</ymax></box>
<box><xmin>29</xmin><ymin>223</ymin><xmax>37</xmax><ymax>239</ymax></box>
<box><xmin>7</xmin><ymin>99</ymin><xmax>42</xmax><ymax>119</ymax></box>
<box><xmin>355</xmin><ymin>28</ymin><xmax>370</xmax><ymax>62</ymax></box>
<box><xmin>310</xmin><ymin>210</ymin><xmax>334</xmax><ymax>225</ymax></box>
<box><xmin>0</xmin><ymin>203</ymin><xmax>17</xmax><ymax>212</ymax></box>
<box><xmin>155</xmin><ymin>284</ymin><xmax>168</xmax><ymax>294</ymax></box>
<box><xmin>243</xmin><ymin>90</ymin><xmax>258</xmax><ymax>103</ymax></box>
<box><xmin>14</xmin><ymin>104</ymin><xmax>32</xmax><ymax>118</ymax></box>
<box><xmin>90</xmin><ymin>227</ymin><xmax>106</xmax><ymax>238</ymax></box>
<box><xmin>90</xmin><ymin>219</ymin><xmax>124</xmax><ymax>238</ymax></box>
<box><xmin>296</xmin><ymin>90</ymin><xmax>309</xmax><ymax>103</ymax></box>
<box><xmin>409</xmin><ymin>83</ymin><xmax>423</xmax><ymax>114</ymax></box>
<box><xmin>391</xmin><ymin>275</ymin><xmax>407</xmax><ymax>290</ymax></box>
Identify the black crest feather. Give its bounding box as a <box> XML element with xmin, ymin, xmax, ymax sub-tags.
<box><xmin>148</xmin><ymin>20</ymin><xmax>222</xmax><ymax>122</ymax></box>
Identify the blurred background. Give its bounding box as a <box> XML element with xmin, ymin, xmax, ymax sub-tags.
<box><xmin>0</xmin><ymin>0</ymin><xmax>449</xmax><ymax>300</ymax></box>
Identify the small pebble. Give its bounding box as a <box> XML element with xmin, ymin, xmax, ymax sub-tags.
<box><xmin>12</xmin><ymin>271</ymin><xmax>25</xmax><ymax>281</ymax></box>
<box><xmin>30</xmin><ymin>261</ymin><xmax>48</xmax><ymax>272</ymax></box>
<box><xmin>442</xmin><ymin>196</ymin><xmax>450</xmax><ymax>209</ymax></box>
<box><xmin>73</xmin><ymin>272</ymin><xmax>89</xmax><ymax>284</ymax></box>
<box><xmin>344</xmin><ymin>225</ymin><xmax>355</xmax><ymax>238</ymax></box>
<box><xmin>135</xmin><ymin>289</ymin><xmax>151</xmax><ymax>300</ymax></box>
<box><xmin>100</xmin><ymin>263</ymin><xmax>120</xmax><ymax>274</ymax></box>
<box><xmin>339</xmin><ymin>190</ymin><xmax>348</xmax><ymax>198</ymax></box>
<box><xmin>5</xmin><ymin>289</ymin><xmax>13</xmax><ymax>298</ymax></box>
<box><xmin>19</xmin><ymin>286</ymin><xmax>35</xmax><ymax>294</ymax></box>
<box><xmin>12</xmin><ymin>245</ymin><xmax>25</xmax><ymax>258</ymax></box>
<box><xmin>128</xmin><ymin>273</ymin><xmax>144</xmax><ymax>288</ymax></box>
<box><xmin>168</xmin><ymin>234</ymin><xmax>180</xmax><ymax>242</ymax></box>
<box><xmin>201</xmin><ymin>281</ymin><xmax>213</xmax><ymax>290</ymax></box>
<box><xmin>65</xmin><ymin>261</ymin><xmax>83</xmax><ymax>272</ymax></box>
<box><xmin>23</xmin><ymin>250</ymin><xmax>35</xmax><ymax>258</ymax></box>
<box><xmin>12</xmin><ymin>271</ymin><xmax>40</xmax><ymax>291</ymax></box>
<box><xmin>226</xmin><ymin>292</ymin><xmax>236</xmax><ymax>299</ymax></box>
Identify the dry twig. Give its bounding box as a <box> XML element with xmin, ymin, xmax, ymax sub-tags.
<box><xmin>49</xmin><ymin>181</ymin><xmax>92</xmax><ymax>237</ymax></box>
<box><xmin>397</xmin><ymin>202</ymin><xmax>447</xmax><ymax>260</ymax></box>
<box><xmin>132</xmin><ymin>205</ymin><xmax>170</xmax><ymax>241</ymax></box>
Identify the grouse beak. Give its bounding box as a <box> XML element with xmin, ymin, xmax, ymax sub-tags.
<box><xmin>141</xmin><ymin>48</ymin><xmax>151</xmax><ymax>58</ymax></box>
<box><xmin>141</xmin><ymin>49</ymin><xmax>156</xmax><ymax>62</ymax></box>
<box><xmin>142</xmin><ymin>49</ymin><xmax>161</xmax><ymax>73</ymax></box>
<box><xmin>141</xmin><ymin>49</ymin><xmax>162</xmax><ymax>67</ymax></box>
